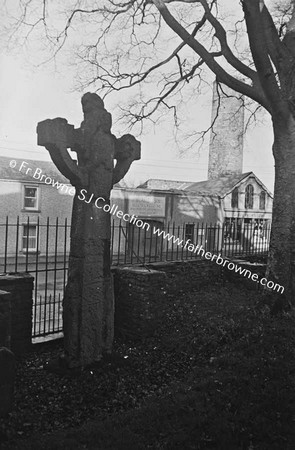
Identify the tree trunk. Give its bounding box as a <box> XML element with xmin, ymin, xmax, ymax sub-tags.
<box><xmin>265</xmin><ymin>114</ymin><xmax>295</xmax><ymax>307</ymax></box>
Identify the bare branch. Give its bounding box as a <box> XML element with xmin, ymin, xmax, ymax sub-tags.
<box><xmin>5</xmin><ymin>0</ymin><xmax>293</xmax><ymax>133</ymax></box>
<box><xmin>74</xmin><ymin>9</ymin><xmax>209</xmax><ymax>96</ymax></box>
<box><xmin>199</xmin><ymin>0</ymin><xmax>258</xmax><ymax>83</ymax></box>
<box><xmin>117</xmin><ymin>56</ymin><xmax>207</xmax><ymax>126</ymax></box>
<box><xmin>151</xmin><ymin>0</ymin><xmax>271</xmax><ymax>111</ymax></box>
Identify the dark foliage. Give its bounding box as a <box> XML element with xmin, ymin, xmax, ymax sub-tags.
<box><xmin>1</xmin><ymin>283</ymin><xmax>295</xmax><ymax>449</ymax></box>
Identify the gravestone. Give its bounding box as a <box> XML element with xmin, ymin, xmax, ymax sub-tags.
<box><xmin>0</xmin><ymin>347</ymin><xmax>15</xmax><ymax>416</ymax></box>
<box><xmin>37</xmin><ymin>93</ymin><xmax>140</xmax><ymax>368</ymax></box>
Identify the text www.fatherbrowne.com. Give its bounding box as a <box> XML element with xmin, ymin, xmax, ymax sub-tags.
<box><xmin>152</xmin><ymin>227</ymin><xmax>284</xmax><ymax>295</ymax></box>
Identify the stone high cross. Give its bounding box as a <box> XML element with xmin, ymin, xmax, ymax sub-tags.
<box><xmin>37</xmin><ymin>93</ymin><xmax>140</xmax><ymax>368</ymax></box>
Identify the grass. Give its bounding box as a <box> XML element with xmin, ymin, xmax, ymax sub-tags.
<box><xmin>1</xmin><ymin>281</ymin><xmax>295</xmax><ymax>449</ymax></box>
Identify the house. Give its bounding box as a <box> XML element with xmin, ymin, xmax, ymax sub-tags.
<box><xmin>183</xmin><ymin>171</ymin><xmax>272</xmax><ymax>251</ymax></box>
<box><xmin>136</xmin><ymin>172</ymin><xmax>273</xmax><ymax>226</ymax></box>
<box><xmin>184</xmin><ymin>171</ymin><xmax>272</xmax><ymax>226</ymax></box>
<box><xmin>0</xmin><ymin>156</ymin><xmax>73</xmax><ymax>258</ymax></box>
<box><xmin>127</xmin><ymin>172</ymin><xmax>272</xmax><ymax>256</ymax></box>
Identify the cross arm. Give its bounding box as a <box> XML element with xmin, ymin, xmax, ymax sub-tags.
<box><xmin>37</xmin><ymin>118</ymin><xmax>87</xmax><ymax>186</ymax></box>
<box><xmin>112</xmin><ymin>134</ymin><xmax>141</xmax><ymax>186</ymax></box>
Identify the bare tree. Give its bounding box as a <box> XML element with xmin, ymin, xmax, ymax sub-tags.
<box><xmin>4</xmin><ymin>0</ymin><xmax>295</xmax><ymax>307</ymax></box>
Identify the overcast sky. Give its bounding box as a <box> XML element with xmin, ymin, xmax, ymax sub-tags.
<box><xmin>0</xmin><ymin>2</ymin><xmax>275</xmax><ymax>191</ymax></box>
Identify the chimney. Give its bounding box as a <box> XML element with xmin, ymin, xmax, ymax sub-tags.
<box><xmin>208</xmin><ymin>81</ymin><xmax>244</xmax><ymax>180</ymax></box>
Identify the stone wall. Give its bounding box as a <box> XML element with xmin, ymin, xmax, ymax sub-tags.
<box><xmin>222</xmin><ymin>259</ymin><xmax>266</xmax><ymax>290</ymax></box>
<box><xmin>147</xmin><ymin>259</ymin><xmax>221</xmax><ymax>293</ymax></box>
<box><xmin>0</xmin><ymin>290</ymin><xmax>11</xmax><ymax>348</ymax></box>
<box><xmin>0</xmin><ymin>274</ymin><xmax>33</xmax><ymax>354</ymax></box>
<box><xmin>113</xmin><ymin>259</ymin><xmax>221</xmax><ymax>339</ymax></box>
<box><xmin>0</xmin><ymin>347</ymin><xmax>15</xmax><ymax>417</ymax></box>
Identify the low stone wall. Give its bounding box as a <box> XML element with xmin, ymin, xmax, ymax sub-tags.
<box><xmin>147</xmin><ymin>259</ymin><xmax>221</xmax><ymax>293</ymax></box>
<box><xmin>0</xmin><ymin>347</ymin><xmax>15</xmax><ymax>417</ymax></box>
<box><xmin>0</xmin><ymin>274</ymin><xmax>33</xmax><ymax>355</ymax></box>
<box><xmin>222</xmin><ymin>259</ymin><xmax>266</xmax><ymax>290</ymax></box>
<box><xmin>113</xmin><ymin>267</ymin><xmax>165</xmax><ymax>339</ymax></box>
<box><xmin>244</xmin><ymin>254</ymin><xmax>268</xmax><ymax>264</ymax></box>
<box><xmin>112</xmin><ymin>259</ymin><xmax>221</xmax><ymax>339</ymax></box>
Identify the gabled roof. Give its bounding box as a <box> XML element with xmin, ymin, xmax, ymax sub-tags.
<box><xmin>184</xmin><ymin>172</ymin><xmax>273</xmax><ymax>198</ymax></box>
<box><xmin>0</xmin><ymin>156</ymin><xmax>69</xmax><ymax>183</ymax></box>
<box><xmin>137</xmin><ymin>178</ymin><xmax>195</xmax><ymax>190</ymax></box>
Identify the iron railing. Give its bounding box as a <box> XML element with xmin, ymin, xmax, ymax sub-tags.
<box><xmin>0</xmin><ymin>217</ymin><xmax>271</xmax><ymax>338</ymax></box>
<box><xmin>0</xmin><ymin>217</ymin><xmax>70</xmax><ymax>338</ymax></box>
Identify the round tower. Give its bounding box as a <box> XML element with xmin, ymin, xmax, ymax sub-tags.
<box><xmin>208</xmin><ymin>81</ymin><xmax>244</xmax><ymax>180</ymax></box>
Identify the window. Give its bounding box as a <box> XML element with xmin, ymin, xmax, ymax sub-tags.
<box><xmin>185</xmin><ymin>224</ymin><xmax>195</xmax><ymax>242</ymax></box>
<box><xmin>22</xmin><ymin>225</ymin><xmax>38</xmax><ymax>252</ymax></box>
<box><xmin>259</xmin><ymin>191</ymin><xmax>266</xmax><ymax>210</ymax></box>
<box><xmin>231</xmin><ymin>188</ymin><xmax>239</xmax><ymax>208</ymax></box>
<box><xmin>224</xmin><ymin>218</ymin><xmax>242</xmax><ymax>241</ymax></box>
<box><xmin>23</xmin><ymin>186</ymin><xmax>38</xmax><ymax>210</ymax></box>
<box><xmin>245</xmin><ymin>184</ymin><xmax>254</xmax><ymax>209</ymax></box>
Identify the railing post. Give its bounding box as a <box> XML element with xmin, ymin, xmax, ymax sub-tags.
<box><xmin>4</xmin><ymin>217</ymin><xmax>9</xmax><ymax>274</ymax></box>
